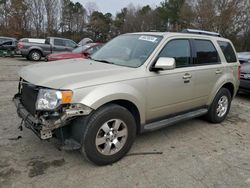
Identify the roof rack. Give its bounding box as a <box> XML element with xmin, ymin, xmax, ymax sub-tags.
<box><xmin>181</xmin><ymin>29</ymin><xmax>221</xmax><ymax>37</ymax></box>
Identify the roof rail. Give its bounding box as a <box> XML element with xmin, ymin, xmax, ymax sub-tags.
<box><xmin>181</xmin><ymin>29</ymin><xmax>221</xmax><ymax>37</ymax></box>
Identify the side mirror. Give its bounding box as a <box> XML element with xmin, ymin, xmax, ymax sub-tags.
<box><xmin>152</xmin><ymin>57</ymin><xmax>176</xmax><ymax>71</ymax></box>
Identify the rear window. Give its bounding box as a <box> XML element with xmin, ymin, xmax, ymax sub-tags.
<box><xmin>218</xmin><ymin>41</ymin><xmax>237</xmax><ymax>63</ymax></box>
<box><xmin>194</xmin><ymin>39</ymin><xmax>220</xmax><ymax>65</ymax></box>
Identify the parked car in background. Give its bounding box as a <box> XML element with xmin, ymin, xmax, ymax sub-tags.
<box><xmin>237</xmin><ymin>52</ymin><xmax>250</xmax><ymax>64</ymax></box>
<box><xmin>46</xmin><ymin>43</ymin><xmax>103</xmax><ymax>61</ymax></box>
<box><xmin>16</xmin><ymin>37</ymin><xmax>78</xmax><ymax>61</ymax></box>
<box><xmin>0</xmin><ymin>37</ymin><xmax>17</xmax><ymax>51</ymax></box>
<box><xmin>78</xmin><ymin>38</ymin><xmax>93</xmax><ymax>46</ymax></box>
<box><xmin>239</xmin><ymin>58</ymin><xmax>250</xmax><ymax>93</ymax></box>
<box><xmin>19</xmin><ymin>38</ymin><xmax>45</xmax><ymax>44</ymax></box>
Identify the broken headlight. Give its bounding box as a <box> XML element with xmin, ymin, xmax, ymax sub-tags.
<box><xmin>36</xmin><ymin>89</ymin><xmax>73</xmax><ymax>110</ymax></box>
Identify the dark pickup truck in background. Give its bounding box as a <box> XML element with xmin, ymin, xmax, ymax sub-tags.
<box><xmin>16</xmin><ymin>37</ymin><xmax>78</xmax><ymax>61</ymax></box>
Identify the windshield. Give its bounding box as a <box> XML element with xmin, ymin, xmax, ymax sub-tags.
<box><xmin>72</xmin><ymin>44</ymin><xmax>91</xmax><ymax>53</ymax></box>
<box><xmin>91</xmin><ymin>34</ymin><xmax>162</xmax><ymax>68</ymax></box>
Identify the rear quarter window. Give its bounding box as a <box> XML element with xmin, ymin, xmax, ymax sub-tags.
<box><xmin>217</xmin><ymin>41</ymin><xmax>237</xmax><ymax>63</ymax></box>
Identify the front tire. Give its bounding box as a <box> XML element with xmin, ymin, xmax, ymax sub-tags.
<box><xmin>206</xmin><ymin>88</ymin><xmax>232</xmax><ymax>123</ymax></box>
<box><xmin>80</xmin><ymin>104</ymin><xmax>136</xmax><ymax>165</ymax></box>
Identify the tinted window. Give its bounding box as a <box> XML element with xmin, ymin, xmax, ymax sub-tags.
<box><xmin>159</xmin><ymin>39</ymin><xmax>191</xmax><ymax>67</ymax></box>
<box><xmin>2</xmin><ymin>41</ymin><xmax>12</xmax><ymax>45</ymax></box>
<box><xmin>0</xmin><ymin>38</ymin><xmax>11</xmax><ymax>43</ymax></box>
<box><xmin>54</xmin><ymin>39</ymin><xmax>65</xmax><ymax>46</ymax></box>
<box><xmin>194</xmin><ymin>40</ymin><xmax>220</xmax><ymax>65</ymax></box>
<box><xmin>65</xmin><ymin>40</ymin><xmax>77</xmax><ymax>48</ymax></box>
<box><xmin>45</xmin><ymin>38</ymin><xmax>50</xmax><ymax>44</ymax></box>
<box><xmin>218</xmin><ymin>41</ymin><xmax>237</xmax><ymax>63</ymax></box>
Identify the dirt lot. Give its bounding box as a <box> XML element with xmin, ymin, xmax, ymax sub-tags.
<box><xmin>0</xmin><ymin>57</ymin><xmax>249</xmax><ymax>188</ymax></box>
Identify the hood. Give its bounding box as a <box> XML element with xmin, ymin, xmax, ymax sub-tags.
<box><xmin>241</xmin><ymin>62</ymin><xmax>250</xmax><ymax>74</ymax></box>
<box><xmin>19</xmin><ymin>59</ymin><xmax>137</xmax><ymax>89</ymax></box>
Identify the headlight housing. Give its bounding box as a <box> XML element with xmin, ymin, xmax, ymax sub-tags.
<box><xmin>36</xmin><ymin>89</ymin><xmax>73</xmax><ymax>110</ymax></box>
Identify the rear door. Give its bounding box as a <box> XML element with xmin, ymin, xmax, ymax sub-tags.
<box><xmin>191</xmin><ymin>39</ymin><xmax>224</xmax><ymax>106</ymax></box>
<box><xmin>43</xmin><ymin>38</ymin><xmax>52</xmax><ymax>55</ymax></box>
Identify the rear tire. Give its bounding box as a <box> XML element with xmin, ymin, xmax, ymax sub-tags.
<box><xmin>78</xmin><ymin>104</ymin><xmax>136</xmax><ymax>165</ymax></box>
<box><xmin>29</xmin><ymin>50</ymin><xmax>41</xmax><ymax>61</ymax></box>
<box><xmin>206</xmin><ymin>88</ymin><xmax>232</xmax><ymax>123</ymax></box>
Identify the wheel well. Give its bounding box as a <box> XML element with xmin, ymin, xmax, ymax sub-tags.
<box><xmin>107</xmin><ymin>100</ymin><xmax>141</xmax><ymax>134</ymax></box>
<box><xmin>222</xmin><ymin>83</ymin><xmax>234</xmax><ymax>97</ymax></box>
<box><xmin>29</xmin><ymin>49</ymin><xmax>42</xmax><ymax>56</ymax></box>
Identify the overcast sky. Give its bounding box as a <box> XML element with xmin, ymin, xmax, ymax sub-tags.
<box><xmin>73</xmin><ymin>0</ymin><xmax>163</xmax><ymax>15</ymax></box>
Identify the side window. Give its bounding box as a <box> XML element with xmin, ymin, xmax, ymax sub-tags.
<box><xmin>65</xmin><ymin>40</ymin><xmax>77</xmax><ymax>48</ymax></box>
<box><xmin>2</xmin><ymin>41</ymin><xmax>12</xmax><ymax>45</ymax></box>
<box><xmin>45</xmin><ymin>38</ymin><xmax>50</xmax><ymax>44</ymax></box>
<box><xmin>54</xmin><ymin>39</ymin><xmax>65</xmax><ymax>46</ymax></box>
<box><xmin>218</xmin><ymin>41</ymin><xmax>237</xmax><ymax>63</ymax></box>
<box><xmin>158</xmin><ymin>39</ymin><xmax>191</xmax><ymax>67</ymax></box>
<box><xmin>194</xmin><ymin>40</ymin><xmax>220</xmax><ymax>65</ymax></box>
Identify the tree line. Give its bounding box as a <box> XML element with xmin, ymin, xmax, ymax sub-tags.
<box><xmin>0</xmin><ymin>0</ymin><xmax>249</xmax><ymax>51</ymax></box>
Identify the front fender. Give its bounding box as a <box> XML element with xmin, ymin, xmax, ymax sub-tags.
<box><xmin>73</xmin><ymin>83</ymin><xmax>146</xmax><ymax>124</ymax></box>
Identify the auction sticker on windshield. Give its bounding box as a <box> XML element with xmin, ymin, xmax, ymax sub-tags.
<box><xmin>139</xmin><ymin>36</ymin><xmax>158</xmax><ymax>43</ymax></box>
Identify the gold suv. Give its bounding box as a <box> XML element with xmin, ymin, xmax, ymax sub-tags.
<box><xmin>14</xmin><ymin>29</ymin><xmax>240</xmax><ymax>165</ymax></box>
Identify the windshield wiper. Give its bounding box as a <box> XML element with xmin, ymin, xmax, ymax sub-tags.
<box><xmin>91</xmin><ymin>58</ymin><xmax>114</xmax><ymax>64</ymax></box>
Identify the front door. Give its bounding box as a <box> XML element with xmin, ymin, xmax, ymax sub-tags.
<box><xmin>147</xmin><ymin>39</ymin><xmax>196</xmax><ymax>121</ymax></box>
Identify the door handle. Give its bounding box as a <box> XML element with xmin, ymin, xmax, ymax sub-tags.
<box><xmin>183</xmin><ymin>73</ymin><xmax>192</xmax><ymax>79</ymax></box>
<box><xmin>215</xmin><ymin>69</ymin><xmax>222</xmax><ymax>74</ymax></box>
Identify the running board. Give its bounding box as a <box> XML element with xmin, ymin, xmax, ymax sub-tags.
<box><xmin>144</xmin><ymin>108</ymin><xmax>208</xmax><ymax>132</ymax></box>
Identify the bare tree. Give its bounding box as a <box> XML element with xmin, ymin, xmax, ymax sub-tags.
<box><xmin>85</xmin><ymin>1</ymin><xmax>98</xmax><ymax>16</ymax></box>
<box><xmin>43</xmin><ymin>0</ymin><xmax>59</xmax><ymax>35</ymax></box>
<box><xmin>28</xmin><ymin>0</ymin><xmax>45</xmax><ymax>37</ymax></box>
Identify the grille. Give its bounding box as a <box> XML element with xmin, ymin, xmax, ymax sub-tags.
<box><xmin>20</xmin><ymin>81</ymin><xmax>39</xmax><ymax>116</ymax></box>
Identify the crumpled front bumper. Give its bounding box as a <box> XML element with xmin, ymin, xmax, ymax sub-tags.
<box><xmin>13</xmin><ymin>94</ymin><xmax>92</xmax><ymax>140</ymax></box>
<box><xmin>13</xmin><ymin>95</ymin><xmax>53</xmax><ymax>139</ymax></box>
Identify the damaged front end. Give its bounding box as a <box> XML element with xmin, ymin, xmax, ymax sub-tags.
<box><xmin>13</xmin><ymin>79</ymin><xmax>92</xmax><ymax>140</ymax></box>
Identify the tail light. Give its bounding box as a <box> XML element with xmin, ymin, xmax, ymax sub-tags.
<box><xmin>17</xmin><ymin>42</ymin><xmax>24</xmax><ymax>49</ymax></box>
<box><xmin>238</xmin><ymin>65</ymin><xmax>241</xmax><ymax>80</ymax></box>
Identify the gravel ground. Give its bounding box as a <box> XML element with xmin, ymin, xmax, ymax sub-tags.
<box><xmin>0</xmin><ymin>57</ymin><xmax>249</xmax><ymax>188</ymax></box>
